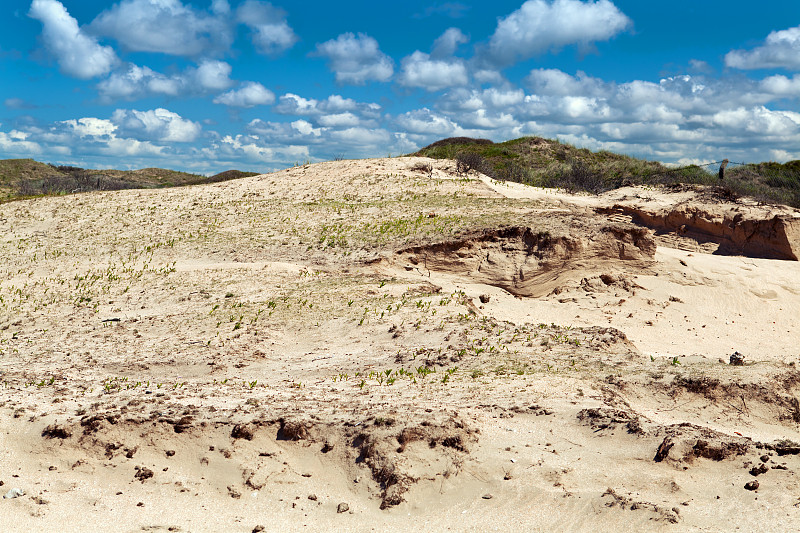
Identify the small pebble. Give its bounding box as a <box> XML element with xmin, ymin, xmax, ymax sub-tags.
<box><xmin>482</xmin><ymin>493</ymin><xmax>493</xmax><ymax>500</ymax></box>
<box><xmin>3</xmin><ymin>488</ymin><xmax>24</xmax><ymax>499</ymax></box>
<box><xmin>337</xmin><ymin>502</ymin><xmax>349</xmax><ymax>513</ymax></box>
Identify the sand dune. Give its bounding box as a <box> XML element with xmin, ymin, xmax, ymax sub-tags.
<box><xmin>0</xmin><ymin>157</ymin><xmax>799</xmax><ymax>531</ymax></box>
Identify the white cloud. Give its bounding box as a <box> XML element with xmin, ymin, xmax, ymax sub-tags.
<box><xmin>191</xmin><ymin>60</ymin><xmax>234</xmax><ymax>90</ymax></box>
<box><xmin>90</xmin><ymin>0</ymin><xmax>232</xmax><ymax>56</ymax></box>
<box><xmin>399</xmin><ymin>51</ymin><xmax>468</xmax><ymax>91</ymax></box>
<box><xmin>97</xmin><ymin>60</ymin><xmax>233</xmax><ymax>103</ymax></box>
<box><xmin>274</xmin><ymin>93</ymin><xmax>319</xmax><ymax>115</ymax></box>
<box><xmin>291</xmin><ymin>120</ymin><xmax>322</xmax><ymax>137</ymax></box>
<box><xmin>329</xmin><ymin>127</ymin><xmax>392</xmax><ymax>146</ymax></box>
<box><xmin>431</xmin><ymin>27</ymin><xmax>468</xmax><ymax>58</ymax></box>
<box><xmin>62</xmin><ymin>117</ymin><xmax>117</xmax><ymax>138</ymax></box>
<box><xmin>726</xmin><ymin>26</ymin><xmax>800</xmax><ymax>70</ymax></box>
<box><xmin>487</xmin><ymin>0</ymin><xmax>630</xmax><ymax>65</ymax></box>
<box><xmin>102</xmin><ymin>137</ymin><xmax>165</xmax><ymax>157</ymax></box>
<box><xmin>97</xmin><ymin>64</ymin><xmax>181</xmax><ymax>102</ymax></box>
<box><xmin>273</xmin><ymin>93</ymin><xmax>382</xmax><ymax>127</ymax></box>
<box><xmin>317</xmin><ymin>113</ymin><xmax>361</xmax><ymax>127</ymax></box>
<box><xmin>245</xmin><ymin>119</ymin><xmax>325</xmax><ymax>143</ymax></box>
<box><xmin>236</xmin><ymin>0</ymin><xmax>297</xmax><ymax>55</ymax></box>
<box><xmin>28</xmin><ymin>0</ymin><xmax>118</xmax><ymax>79</ymax></box>
<box><xmin>213</xmin><ymin>82</ymin><xmax>275</xmax><ymax>107</ymax></box>
<box><xmin>396</xmin><ymin>108</ymin><xmax>459</xmax><ymax>135</ymax></box>
<box><xmin>324</xmin><ymin>95</ymin><xmax>360</xmax><ymax>113</ymax></box>
<box><xmin>0</xmin><ymin>131</ymin><xmax>43</xmax><ymax>155</ymax></box>
<box><xmin>760</xmin><ymin>74</ymin><xmax>800</xmax><ymax>98</ymax></box>
<box><xmin>209</xmin><ymin>134</ymin><xmax>310</xmax><ymax>163</ymax></box>
<box><xmin>313</xmin><ymin>33</ymin><xmax>394</xmax><ymax>84</ymax></box>
<box><xmin>111</xmin><ymin>108</ymin><xmax>202</xmax><ymax>142</ymax></box>
<box><xmin>51</xmin><ymin>115</ymin><xmax>164</xmax><ymax>157</ymax></box>
<box><xmin>526</xmin><ymin>68</ymin><xmax>607</xmax><ymax>97</ymax></box>
<box><xmin>712</xmin><ymin>106</ymin><xmax>800</xmax><ymax>137</ymax></box>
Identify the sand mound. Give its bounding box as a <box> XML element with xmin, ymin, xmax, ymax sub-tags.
<box><xmin>394</xmin><ymin>225</ymin><xmax>655</xmax><ymax>297</ymax></box>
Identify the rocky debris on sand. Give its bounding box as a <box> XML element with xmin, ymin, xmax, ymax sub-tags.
<box><xmin>337</xmin><ymin>502</ymin><xmax>349</xmax><ymax>513</ymax></box>
<box><xmin>744</xmin><ymin>480</ymin><xmax>759</xmax><ymax>491</ymax></box>
<box><xmin>654</xmin><ymin>437</ymin><xmax>674</xmax><ymax>462</ymax></box>
<box><xmin>41</xmin><ymin>424</ymin><xmax>71</xmax><ymax>439</ymax></box>
<box><xmin>730</xmin><ymin>351</ymin><xmax>745</xmax><ymax>366</ymax></box>
<box><xmin>133</xmin><ymin>466</ymin><xmax>153</xmax><ymax>482</ymax></box>
<box><xmin>231</xmin><ymin>423</ymin><xmax>256</xmax><ymax>440</ymax></box>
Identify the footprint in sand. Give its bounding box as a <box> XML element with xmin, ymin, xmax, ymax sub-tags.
<box><xmin>751</xmin><ymin>289</ymin><xmax>778</xmax><ymax>299</ymax></box>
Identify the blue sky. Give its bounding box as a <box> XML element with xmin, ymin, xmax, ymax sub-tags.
<box><xmin>1</xmin><ymin>0</ymin><xmax>800</xmax><ymax>174</ymax></box>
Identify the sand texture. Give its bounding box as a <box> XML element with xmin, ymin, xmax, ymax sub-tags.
<box><xmin>1</xmin><ymin>157</ymin><xmax>799</xmax><ymax>531</ymax></box>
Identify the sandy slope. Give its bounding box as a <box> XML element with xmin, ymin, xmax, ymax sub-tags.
<box><xmin>0</xmin><ymin>157</ymin><xmax>799</xmax><ymax>532</ymax></box>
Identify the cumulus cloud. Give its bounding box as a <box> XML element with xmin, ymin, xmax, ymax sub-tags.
<box><xmin>273</xmin><ymin>93</ymin><xmax>381</xmax><ymax>121</ymax></box>
<box><xmin>190</xmin><ymin>60</ymin><xmax>234</xmax><ymax>90</ymax></box>
<box><xmin>726</xmin><ymin>26</ymin><xmax>800</xmax><ymax>70</ymax></box>
<box><xmin>419</xmin><ymin>68</ymin><xmax>800</xmax><ymax>162</ymax></box>
<box><xmin>246</xmin><ymin>118</ymin><xmax>324</xmax><ymax>143</ymax></box>
<box><xmin>213</xmin><ymin>82</ymin><xmax>275</xmax><ymax>107</ymax></box>
<box><xmin>317</xmin><ymin>112</ymin><xmax>367</xmax><ymax>128</ymax></box>
<box><xmin>90</xmin><ymin>0</ymin><xmax>232</xmax><ymax>56</ymax></box>
<box><xmin>111</xmin><ymin>108</ymin><xmax>202</xmax><ymax>142</ymax></box>
<box><xmin>96</xmin><ymin>60</ymin><xmax>233</xmax><ymax>102</ymax></box>
<box><xmin>431</xmin><ymin>28</ymin><xmax>468</xmax><ymax>58</ymax></box>
<box><xmin>712</xmin><ymin>106</ymin><xmax>800</xmax><ymax>137</ymax></box>
<box><xmin>274</xmin><ymin>93</ymin><xmax>319</xmax><ymax>115</ymax></box>
<box><xmin>0</xmin><ymin>130</ymin><xmax>43</xmax><ymax>156</ymax></box>
<box><xmin>526</xmin><ymin>68</ymin><xmax>607</xmax><ymax>97</ymax></box>
<box><xmin>97</xmin><ymin>64</ymin><xmax>181</xmax><ymax>102</ymax></box>
<box><xmin>487</xmin><ymin>0</ymin><xmax>630</xmax><ymax>65</ymax></box>
<box><xmin>760</xmin><ymin>74</ymin><xmax>800</xmax><ymax>97</ymax></box>
<box><xmin>399</xmin><ymin>28</ymin><xmax>470</xmax><ymax>92</ymax></box>
<box><xmin>399</xmin><ymin>52</ymin><xmax>468</xmax><ymax>91</ymax></box>
<box><xmin>205</xmin><ymin>134</ymin><xmax>310</xmax><ymax>163</ymax></box>
<box><xmin>28</xmin><ymin>0</ymin><xmax>118</xmax><ymax>79</ymax></box>
<box><xmin>313</xmin><ymin>33</ymin><xmax>394</xmax><ymax>84</ymax></box>
<box><xmin>62</xmin><ymin>117</ymin><xmax>117</xmax><ymax>138</ymax></box>
<box><xmin>396</xmin><ymin>108</ymin><xmax>460</xmax><ymax>136</ymax></box>
<box><xmin>236</xmin><ymin>0</ymin><xmax>297</xmax><ymax>55</ymax></box>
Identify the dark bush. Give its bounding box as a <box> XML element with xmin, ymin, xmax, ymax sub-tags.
<box><xmin>17</xmin><ymin>172</ymin><xmax>134</xmax><ymax>196</ymax></box>
<box><xmin>455</xmin><ymin>152</ymin><xmax>488</xmax><ymax>174</ymax></box>
<box><xmin>551</xmin><ymin>161</ymin><xmax>608</xmax><ymax>194</ymax></box>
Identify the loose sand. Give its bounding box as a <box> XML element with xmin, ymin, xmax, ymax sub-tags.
<box><xmin>0</xmin><ymin>157</ymin><xmax>799</xmax><ymax>531</ymax></box>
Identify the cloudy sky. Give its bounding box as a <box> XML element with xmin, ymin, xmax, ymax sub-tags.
<box><xmin>1</xmin><ymin>0</ymin><xmax>800</xmax><ymax>174</ymax></box>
